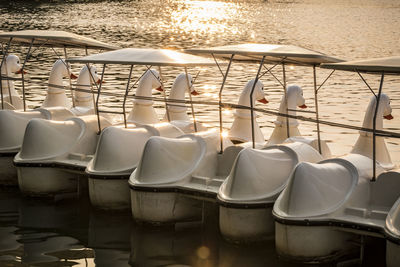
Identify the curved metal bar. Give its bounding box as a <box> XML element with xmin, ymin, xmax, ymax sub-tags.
<box><xmin>372</xmin><ymin>73</ymin><xmax>384</xmax><ymax>181</ymax></box>
<box><xmin>158</xmin><ymin>66</ymin><xmax>170</xmax><ymax>122</ymax></box>
<box><xmin>123</xmin><ymin>65</ymin><xmax>134</xmax><ymax>128</ymax></box>
<box><xmin>313</xmin><ymin>65</ymin><xmax>322</xmax><ymax>154</ymax></box>
<box><xmin>218</xmin><ymin>54</ymin><xmax>234</xmax><ymax>153</ymax></box>
<box><xmin>84</xmin><ymin>63</ymin><xmax>98</xmax><ymax>116</ymax></box>
<box><xmin>357</xmin><ymin>71</ymin><xmax>376</xmax><ymax>97</ymax></box>
<box><xmin>96</xmin><ymin>64</ymin><xmax>106</xmax><ymax>133</ymax></box>
<box><xmin>63</xmin><ymin>46</ymin><xmax>76</xmax><ymax>108</ymax></box>
<box><xmin>282</xmin><ymin>63</ymin><xmax>289</xmax><ymax>138</ymax></box>
<box><xmin>250</xmin><ymin>55</ymin><xmax>266</xmax><ymax>149</ymax></box>
<box><xmin>184</xmin><ymin>66</ymin><xmax>197</xmax><ymax>132</ymax></box>
<box><xmin>21</xmin><ymin>38</ymin><xmax>35</xmax><ymax>111</ymax></box>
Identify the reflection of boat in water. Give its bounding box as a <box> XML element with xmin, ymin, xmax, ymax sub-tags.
<box><xmin>0</xmin><ymin>190</ymin><xmax>21</xmax><ymax>255</ymax></box>
<box><xmin>87</xmin><ymin>210</ymin><xmax>131</xmax><ymax>267</ymax></box>
<box><xmin>0</xmin><ymin>188</ymin><xmax>93</xmax><ymax>265</ymax></box>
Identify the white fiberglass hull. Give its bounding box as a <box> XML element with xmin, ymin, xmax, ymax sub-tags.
<box><xmin>386</xmin><ymin>240</ymin><xmax>400</xmax><ymax>267</ymax></box>
<box><xmin>275</xmin><ymin>222</ymin><xmax>359</xmax><ymax>263</ymax></box>
<box><xmin>130</xmin><ymin>189</ymin><xmax>202</xmax><ymax>225</ymax></box>
<box><xmin>88</xmin><ymin>177</ymin><xmax>130</xmax><ymax>210</ymax></box>
<box><xmin>17</xmin><ymin>166</ymin><xmax>81</xmax><ymax>197</ymax></box>
<box><xmin>0</xmin><ymin>155</ymin><xmax>18</xmax><ymax>186</ymax></box>
<box><xmin>219</xmin><ymin>206</ymin><xmax>274</xmax><ymax>243</ymax></box>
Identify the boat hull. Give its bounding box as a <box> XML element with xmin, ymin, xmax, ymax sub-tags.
<box><xmin>275</xmin><ymin>222</ymin><xmax>358</xmax><ymax>263</ymax></box>
<box><xmin>130</xmin><ymin>189</ymin><xmax>202</xmax><ymax>224</ymax></box>
<box><xmin>17</xmin><ymin>166</ymin><xmax>80</xmax><ymax>197</ymax></box>
<box><xmin>88</xmin><ymin>177</ymin><xmax>130</xmax><ymax>210</ymax></box>
<box><xmin>219</xmin><ymin>206</ymin><xmax>274</xmax><ymax>243</ymax></box>
<box><xmin>0</xmin><ymin>155</ymin><xmax>18</xmax><ymax>186</ymax></box>
<box><xmin>387</xmin><ymin>240</ymin><xmax>400</xmax><ymax>267</ymax></box>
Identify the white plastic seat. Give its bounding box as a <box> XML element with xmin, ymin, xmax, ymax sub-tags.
<box><xmin>15</xmin><ymin>115</ymin><xmax>111</xmax><ymax>165</ymax></box>
<box><xmin>87</xmin><ymin>123</ymin><xmax>184</xmax><ymax>176</ymax></box>
<box><xmin>131</xmin><ymin>135</ymin><xmax>206</xmax><ymax>187</ymax></box>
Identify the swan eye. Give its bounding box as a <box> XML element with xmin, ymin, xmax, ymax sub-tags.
<box><xmin>17</xmin><ymin>60</ymin><xmax>19</xmax><ymax>64</ymax></box>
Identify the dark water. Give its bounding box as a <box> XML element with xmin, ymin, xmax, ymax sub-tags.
<box><xmin>0</xmin><ymin>188</ymin><xmax>386</xmax><ymax>267</ymax></box>
<box><xmin>0</xmin><ymin>0</ymin><xmax>399</xmax><ymax>266</ymax></box>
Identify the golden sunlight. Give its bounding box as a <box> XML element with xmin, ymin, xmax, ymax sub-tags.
<box><xmin>169</xmin><ymin>1</ymin><xmax>239</xmax><ymax>35</ymax></box>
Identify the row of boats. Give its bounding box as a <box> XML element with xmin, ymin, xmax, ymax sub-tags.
<box><xmin>1</xmin><ymin>30</ymin><xmax>399</xmax><ymax>265</ymax></box>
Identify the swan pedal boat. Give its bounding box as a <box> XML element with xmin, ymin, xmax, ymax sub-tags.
<box><xmin>14</xmin><ymin>48</ymin><xmax>215</xmax><ymax>200</ymax></box>
<box><xmin>272</xmin><ymin>56</ymin><xmax>400</xmax><ymax>265</ymax></box>
<box><xmin>0</xmin><ymin>30</ymin><xmax>117</xmax><ymax>186</ymax></box>
<box><xmin>129</xmin><ymin>44</ymin><xmax>342</xmax><ymax>225</ymax></box>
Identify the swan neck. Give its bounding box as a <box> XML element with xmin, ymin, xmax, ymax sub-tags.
<box><xmin>1</xmin><ymin>65</ymin><xmax>16</xmax><ymax>95</ymax></box>
<box><xmin>361</xmin><ymin>98</ymin><xmax>384</xmax><ymax>131</ymax></box>
<box><xmin>74</xmin><ymin>71</ymin><xmax>93</xmax><ymax>107</ymax></box>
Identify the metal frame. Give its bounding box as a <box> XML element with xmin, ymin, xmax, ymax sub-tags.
<box><xmin>0</xmin><ymin>37</ymin><xmax>87</xmax><ymax>111</ymax></box>
<box><xmin>356</xmin><ymin>71</ymin><xmax>386</xmax><ymax>181</ymax></box>
<box><xmin>85</xmin><ymin>63</ymin><xmax>205</xmax><ymax>134</ymax></box>
<box><xmin>250</xmin><ymin>56</ymin><xmax>266</xmax><ymax>148</ymax></box>
<box><xmin>214</xmin><ymin>53</ymin><xmax>234</xmax><ymax>153</ymax></box>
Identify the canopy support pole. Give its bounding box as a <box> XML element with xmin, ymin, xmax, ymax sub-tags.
<box><xmin>282</xmin><ymin>63</ymin><xmax>289</xmax><ymax>138</ymax></box>
<box><xmin>96</xmin><ymin>64</ymin><xmax>106</xmax><ymax>133</ymax></box>
<box><xmin>64</xmin><ymin>46</ymin><xmax>76</xmax><ymax>108</ymax></box>
<box><xmin>313</xmin><ymin>65</ymin><xmax>322</xmax><ymax>154</ymax></box>
<box><xmin>0</xmin><ymin>37</ymin><xmax>13</xmax><ymax>110</ymax></box>
<box><xmin>158</xmin><ymin>66</ymin><xmax>170</xmax><ymax>122</ymax></box>
<box><xmin>184</xmin><ymin>67</ymin><xmax>197</xmax><ymax>132</ymax></box>
<box><xmin>123</xmin><ymin>65</ymin><xmax>134</xmax><ymax>128</ymax></box>
<box><xmin>372</xmin><ymin>73</ymin><xmax>384</xmax><ymax>181</ymax></box>
<box><xmin>21</xmin><ymin>38</ymin><xmax>35</xmax><ymax>112</ymax></box>
<box><xmin>218</xmin><ymin>54</ymin><xmax>234</xmax><ymax>153</ymax></box>
<box><xmin>250</xmin><ymin>56</ymin><xmax>266</xmax><ymax>149</ymax></box>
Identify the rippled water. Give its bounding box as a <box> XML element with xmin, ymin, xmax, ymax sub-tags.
<box><xmin>0</xmin><ymin>0</ymin><xmax>399</xmax><ymax>266</ymax></box>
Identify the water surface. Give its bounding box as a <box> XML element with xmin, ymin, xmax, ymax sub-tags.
<box><xmin>0</xmin><ymin>0</ymin><xmax>399</xmax><ymax>266</ymax></box>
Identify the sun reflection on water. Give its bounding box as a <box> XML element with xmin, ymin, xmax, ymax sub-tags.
<box><xmin>167</xmin><ymin>0</ymin><xmax>240</xmax><ymax>35</ymax></box>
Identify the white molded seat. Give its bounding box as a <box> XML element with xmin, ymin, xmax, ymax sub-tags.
<box><xmin>219</xmin><ymin>142</ymin><xmax>323</xmax><ymax>205</ymax></box>
<box><xmin>87</xmin><ymin>123</ymin><xmax>184</xmax><ymax>176</ymax></box>
<box><xmin>15</xmin><ymin>115</ymin><xmax>111</xmax><ymax>164</ymax></box>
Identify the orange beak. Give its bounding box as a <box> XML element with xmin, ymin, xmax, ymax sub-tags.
<box><xmin>97</xmin><ymin>79</ymin><xmax>104</xmax><ymax>84</ymax></box>
<box><xmin>299</xmin><ymin>104</ymin><xmax>307</xmax><ymax>109</ymax></box>
<box><xmin>15</xmin><ymin>69</ymin><xmax>27</xmax><ymax>74</ymax></box>
<box><xmin>191</xmin><ymin>90</ymin><xmax>199</xmax><ymax>96</ymax></box>
<box><xmin>257</xmin><ymin>98</ymin><xmax>268</xmax><ymax>104</ymax></box>
<box><xmin>70</xmin><ymin>73</ymin><xmax>78</xmax><ymax>79</ymax></box>
<box><xmin>156</xmin><ymin>86</ymin><xmax>163</xmax><ymax>92</ymax></box>
<box><xmin>384</xmin><ymin>114</ymin><xmax>394</xmax><ymax>120</ymax></box>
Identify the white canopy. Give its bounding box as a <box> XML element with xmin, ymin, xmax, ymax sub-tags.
<box><xmin>0</xmin><ymin>30</ymin><xmax>118</xmax><ymax>50</ymax></box>
<box><xmin>67</xmin><ymin>48</ymin><xmax>218</xmax><ymax>66</ymax></box>
<box><xmin>321</xmin><ymin>56</ymin><xmax>400</xmax><ymax>74</ymax></box>
<box><xmin>185</xmin><ymin>43</ymin><xmax>343</xmax><ymax>66</ymax></box>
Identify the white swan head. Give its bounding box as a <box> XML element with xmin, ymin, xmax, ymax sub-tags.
<box><xmin>50</xmin><ymin>59</ymin><xmax>77</xmax><ymax>80</ymax></box>
<box><xmin>2</xmin><ymin>55</ymin><xmax>24</xmax><ymax>75</ymax></box>
<box><xmin>169</xmin><ymin>73</ymin><xmax>198</xmax><ymax>100</ymax></box>
<box><xmin>77</xmin><ymin>65</ymin><xmax>102</xmax><ymax>85</ymax></box>
<box><xmin>229</xmin><ymin>79</ymin><xmax>268</xmax><ymax>144</ymax></box>
<box><xmin>237</xmin><ymin>79</ymin><xmax>268</xmax><ymax>108</ymax></box>
<box><xmin>140</xmin><ymin>69</ymin><xmax>162</xmax><ymax>93</ymax></box>
<box><xmin>381</xmin><ymin>94</ymin><xmax>393</xmax><ymax>120</ymax></box>
<box><xmin>287</xmin><ymin>84</ymin><xmax>307</xmax><ymax>109</ymax></box>
<box><xmin>361</xmin><ymin>93</ymin><xmax>393</xmax><ymax>130</ymax></box>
